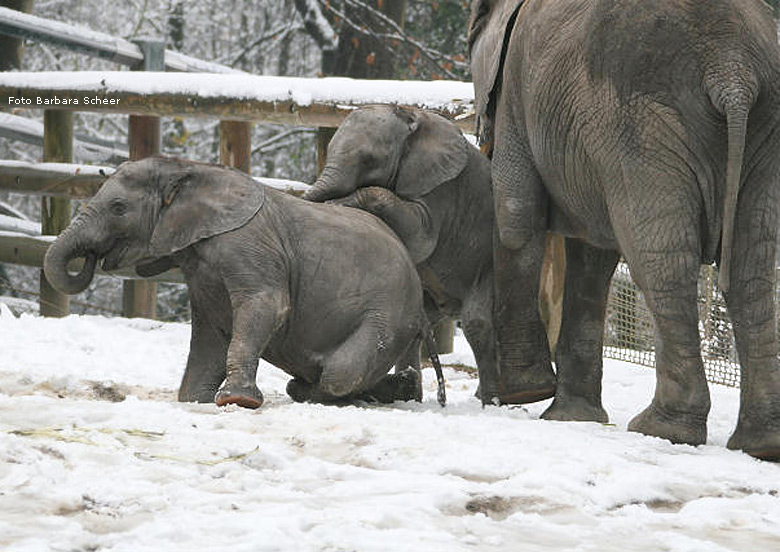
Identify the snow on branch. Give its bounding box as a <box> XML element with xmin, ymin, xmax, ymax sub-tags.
<box><xmin>316</xmin><ymin>0</ymin><xmax>467</xmax><ymax>80</ymax></box>
<box><xmin>293</xmin><ymin>0</ymin><xmax>338</xmax><ymax>53</ymax></box>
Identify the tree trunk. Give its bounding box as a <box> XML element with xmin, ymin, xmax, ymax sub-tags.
<box><xmin>330</xmin><ymin>0</ymin><xmax>407</xmax><ymax>79</ymax></box>
<box><xmin>0</xmin><ymin>1</ymin><xmax>34</xmax><ymax>71</ymax></box>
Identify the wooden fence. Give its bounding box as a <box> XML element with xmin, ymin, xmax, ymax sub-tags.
<box><xmin>0</xmin><ymin>73</ymin><xmax>473</xmax><ymax>324</ymax></box>
<box><xmin>0</xmin><ymin>6</ymin><xmax>473</xmax><ymax>336</ymax></box>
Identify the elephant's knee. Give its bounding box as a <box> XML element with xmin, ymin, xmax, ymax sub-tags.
<box><xmin>318</xmin><ymin>368</ymin><xmax>367</xmax><ymax>398</ymax></box>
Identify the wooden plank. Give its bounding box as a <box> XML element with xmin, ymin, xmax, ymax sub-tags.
<box><xmin>39</xmin><ymin>110</ymin><xmax>72</xmax><ymax>318</ymax></box>
<box><xmin>0</xmin><ymin>160</ymin><xmax>109</xmax><ymax>198</ymax></box>
<box><xmin>0</xmin><ymin>7</ymin><xmax>241</xmax><ymax>73</ymax></box>
<box><xmin>0</xmin><ymin>112</ymin><xmax>128</xmax><ymax>162</ymax></box>
<box><xmin>0</xmin><ymin>160</ymin><xmax>307</xmax><ymax>198</ymax></box>
<box><xmin>122</xmin><ymin>41</ymin><xmax>163</xmax><ymax>320</ymax></box>
<box><xmin>0</xmin><ymin>6</ymin><xmax>143</xmax><ymax>66</ymax></box>
<box><xmin>316</xmin><ymin>127</ymin><xmax>336</xmax><ymax>175</ymax></box>
<box><xmin>0</xmin><ymin>72</ymin><xmax>476</xmax><ymax>131</ymax></box>
<box><xmin>219</xmin><ymin>120</ymin><xmax>252</xmax><ymax>173</ymax></box>
<box><xmin>539</xmin><ymin>233</ymin><xmax>566</xmax><ymax>355</ymax></box>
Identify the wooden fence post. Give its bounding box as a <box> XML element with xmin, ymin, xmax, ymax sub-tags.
<box><xmin>220</xmin><ymin>120</ymin><xmax>252</xmax><ymax>173</ymax></box>
<box><xmin>40</xmin><ymin>110</ymin><xmax>72</xmax><ymax>317</ymax></box>
<box><xmin>539</xmin><ymin>233</ymin><xmax>565</xmax><ymax>355</ymax></box>
<box><xmin>316</xmin><ymin>127</ymin><xmax>335</xmax><ymax>175</ymax></box>
<box><xmin>123</xmin><ymin>38</ymin><xmax>164</xmax><ymax>319</ymax></box>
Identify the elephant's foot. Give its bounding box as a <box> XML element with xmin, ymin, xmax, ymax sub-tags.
<box><xmin>364</xmin><ymin>368</ymin><xmax>422</xmax><ymax>403</ymax></box>
<box><xmin>497</xmin><ymin>362</ymin><xmax>556</xmax><ymax>405</ymax></box>
<box><xmin>286</xmin><ymin>378</ymin><xmax>314</xmax><ymax>403</ymax></box>
<box><xmin>727</xmin><ymin>423</ymin><xmax>780</xmax><ymax>462</ymax></box>
<box><xmin>214</xmin><ymin>384</ymin><xmax>264</xmax><ymax>409</ymax></box>
<box><xmin>541</xmin><ymin>395</ymin><xmax>608</xmax><ymax>423</ymax></box>
<box><xmin>627</xmin><ymin>402</ymin><xmax>707</xmax><ymax>446</ymax></box>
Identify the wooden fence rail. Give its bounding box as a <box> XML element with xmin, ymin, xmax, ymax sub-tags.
<box><xmin>0</xmin><ymin>72</ymin><xmax>475</xmax><ymax>131</ymax></box>
<box><xmin>0</xmin><ymin>6</ymin><xmax>243</xmax><ymax>74</ymax></box>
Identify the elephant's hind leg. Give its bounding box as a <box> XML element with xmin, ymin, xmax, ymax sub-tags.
<box><xmin>315</xmin><ymin>316</ymin><xmax>415</xmax><ymax>402</ymax></box>
<box><xmin>542</xmin><ymin>239</ymin><xmax>619</xmax><ymax>423</ymax></box>
<box><xmin>620</xmin><ymin>219</ymin><xmax>710</xmax><ymax>445</ymax></box>
<box><xmin>722</xmin><ymin>174</ymin><xmax>780</xmax><ymax>460</ymax></box>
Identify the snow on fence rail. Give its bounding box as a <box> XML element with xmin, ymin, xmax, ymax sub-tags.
<box><xmin>0</xmin><ymin>6</ymin><xmax>243</xmax><ymax>74</ymax></box>
<box><xmin>0</xmin><ymin>71</ymin><xmax>476</xmax><ymax>130</ymax></box>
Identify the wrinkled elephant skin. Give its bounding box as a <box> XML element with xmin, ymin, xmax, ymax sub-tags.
<box><xmin>469</xmin><ymin>0</ymin><xmax>780</xmax><ymax>459</ymax></box>
<box><xmin>44</xmin><ymin>156</ymin><xmax>431</xmax><ymax>408</ymax></box>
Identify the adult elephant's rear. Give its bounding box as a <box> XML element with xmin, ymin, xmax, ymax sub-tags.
<box><xmin>469</xmin><ymin>0</ymin><xmax>780</xmax><ymax>459</ymax></box>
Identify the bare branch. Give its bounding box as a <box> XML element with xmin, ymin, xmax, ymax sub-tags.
<box><xmin>320</xmin><ymin>0</ymin><xmax>465</xmax><ymax>79</ymax></box>
<box><xmin>252</xmin><ymin>127</ymin><xmax>315</xmax><ymax>155</ymax></box>
<box><xmin>227</xmin><ymin>22</ymin><xmax>303</xmax><ymax>67</ymax></box>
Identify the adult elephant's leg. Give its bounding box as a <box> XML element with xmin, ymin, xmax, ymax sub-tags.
<box><xmin>491</xmin><ymin>102</ymin><xmax>556</xmax><ymax>404</ymax></box>
<box><xmin>542</xmin><ymin>239</ymin><xmax>619</xmax><ymax>422</ymax></box>
<box><xmin>178</xmin><ymin>283</ymin><xmax>230</xmax><ymax>403</ymax></box>
<box><xmin>722</xmin><ymin>174</ymin><xmax>780</xmax><ymax>460</ymax></box>
<box><xmin>621</xmin><ymin>187</ymin><xmax>710</xmax><ymax>445</ymax></box>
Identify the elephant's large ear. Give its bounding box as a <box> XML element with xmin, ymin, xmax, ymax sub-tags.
<box><xmin>394</xmin><ymin>109</ymin><xmax>470</xmax><ymax>199</ymax></box>
<box><xmin>148</xmin><ymin>164</ymin><xmax>265</xmax><ymax>257</ymax></box>
<box><xmin>468</xmin><ymin>0</ymin><xmax>525</xmax><ymax>123</ymax></box>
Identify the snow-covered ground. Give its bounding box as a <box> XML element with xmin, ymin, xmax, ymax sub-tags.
<box><xmin>1</xmin><ymin>306</ymin><xmax>779</xmax><ymax>552</ymax></box>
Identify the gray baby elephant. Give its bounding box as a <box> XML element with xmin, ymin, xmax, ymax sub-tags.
<box><xmin>44</xmin><ymin>156</ymin><xmax>445</xmax><ymax>408</ymax></box>
<box><xmin>305</xmin><ymin>106</ymin><xmax>538</xmax><ymax>405</ymax></box>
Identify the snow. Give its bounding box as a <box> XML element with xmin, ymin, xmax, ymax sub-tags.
<box><xmin>0</xmin><ymin>214</ymin><xmax>39</xmax><ymax>236</ymax></box>
<box><xmin>1</xmin><ymin>308</ymin><xmax>779</xmax><ymax>551</ymax></box>
<box><xmin>0</xmin><ymin>160</ymin><xmax>309</xmax><ymax>195</ymax></box>
<box><xmin>0</xmin><ymin>71</ymin><xmax>475</xmax><ymax>115</ymax></box>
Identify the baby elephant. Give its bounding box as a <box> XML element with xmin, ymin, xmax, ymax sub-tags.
<box><xmin>306</xmin><ymin>106</ymin><xmax>550</xmax><ymax>405</ymax></box>
<box><xmin>44</xmin><ymin>156</ymin><xmax>445</xmax><ymax>408</ymax></box>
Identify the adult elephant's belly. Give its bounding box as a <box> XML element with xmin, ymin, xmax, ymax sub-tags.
<box><xmin>548</xmin><ymin>197</ymin><xmax>618</xmax><ymax>250</ymax></box>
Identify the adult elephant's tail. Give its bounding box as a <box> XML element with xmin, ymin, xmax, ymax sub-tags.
<box><xmin>719</xmin><ymin>102</ymin><xmax>750</xmax><ymax>293</ymax></box>
<box><xmin>706</xmin><ymin>61</ymin><xmax>757</xmax><ymax>293</ymax></box>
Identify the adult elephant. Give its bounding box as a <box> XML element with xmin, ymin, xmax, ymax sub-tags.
<box><xmin>44</xmin><ymin>157</ymin><xmax>445</xmax><ymax>408</ymax></box>
<box><xmin>469</xmin><ymin>0</ymin><xmax>780</xmax><ymax>459</ymax></box>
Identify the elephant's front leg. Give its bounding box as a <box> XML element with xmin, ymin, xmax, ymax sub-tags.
<box><xmin>178</xmin><ymin>282</ymin><xmax>231</xmax><ymax>403</ymax></box>
<box><xmin>491</xmin><ymin>114</ymin><xmax>557</xmax><ymax>404</ymax></box>
<box><xmin>542</xmin><ymin>239</ymin><xmax>619</xmax><ymax>422</ymax></box>
<box><xmin>329</xmin><ymin>187</ymin><xmax>438</xmax><ymax>263</ymax></box>
<box><xmin>214</xmin><ymin>290</ymin><xmax>289</xmax><ymax>409</ymax></box>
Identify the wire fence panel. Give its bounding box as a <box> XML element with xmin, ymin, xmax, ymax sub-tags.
<box><xmin>604</xmin><ymin>263</ymin><xmax>741</xmax><ymax>388</ymax></box>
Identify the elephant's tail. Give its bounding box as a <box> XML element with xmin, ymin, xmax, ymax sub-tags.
<box><xmin>706</xmin><ymin>63</ymin><xmax>757</xmax><ymax>293</ymax></box>
<box><xmin>719</xmin><ymin>101</ymin><xmax>750</xmax><ymax>293</ymax></box>
<box><xmin>422</xmin><ymin>329</ymin><xmax>447</xmax><ymax>407</ymax></box>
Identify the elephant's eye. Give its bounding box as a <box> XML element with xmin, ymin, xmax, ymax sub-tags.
<box><xmin>109</xmin><ymin>200</ymin><xmax>128</xmax><ymax>216</ymax></box>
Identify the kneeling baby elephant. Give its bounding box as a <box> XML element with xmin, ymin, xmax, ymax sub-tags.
<box><xmin>43</xmin><ymin>156</ymin><xmax>445</xmax><ymax>408</ymax></box>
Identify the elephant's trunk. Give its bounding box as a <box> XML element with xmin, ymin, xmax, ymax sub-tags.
<box><xmin>303</xmin><ymin>164</ymin><xmax>355</xmax><ymax>203</ymax></box>
<box><xmin>43</xmin><ymin>222</ymin><xmax>99</xmax><ymax>295</ymax></box>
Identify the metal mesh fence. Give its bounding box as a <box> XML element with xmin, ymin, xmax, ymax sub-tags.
<box><xmin>604</xmin><ymin>263</ymin><xmax>741</xmax><ymax>388</ymax></box>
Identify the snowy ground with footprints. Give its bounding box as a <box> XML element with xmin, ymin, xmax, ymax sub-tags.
<box><xmin>1</xmin><ymin>305</ymin><xmax>779</xmax><ymax>552</ymax></box>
